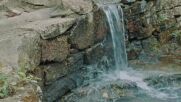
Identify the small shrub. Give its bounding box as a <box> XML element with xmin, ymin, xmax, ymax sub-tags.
<box><xmin>0</xmin><ymin>73</ymin><xmax>10</xmax><ymax>98</ymax></box>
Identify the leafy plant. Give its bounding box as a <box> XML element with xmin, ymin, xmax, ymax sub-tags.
<box><xmin>17</xmin><ymin>70</ymin><xmax>41</xmax><ymax>85</ymax></box>
<box><xmin>0</xmin><ymin>73</ymin><xmax>9</xmax><ymax>98</ymax></box>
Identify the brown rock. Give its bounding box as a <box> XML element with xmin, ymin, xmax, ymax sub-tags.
<box><xmin>69</xmin><ymin>7</ymin><xmax>108</xmax><ymax>50</ymax></box>
<box><xmin>41</xmin><ymin>53</ymin><xmax>84</xmax><ymax>85</ymax></box>
<box><xmin>159</xmin><ymin>31</ymin><xmax>172</xmax><ymax>44</ymax></box>
<box><xmin>41</xmin><ymin>36</ymin><xmax>70</xmax><ymax>63</ymax></box>
<box><xmin>93</xmin><ymin>8</ymin><xmax>109</xmax><ymax>43</ymax></box>
<box><xmin>69</xmin><ymin>14</ymin><xmax>95</xmax><ymax>50</ymax></box>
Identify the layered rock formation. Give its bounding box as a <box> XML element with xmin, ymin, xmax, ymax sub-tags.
<box><xmin>0</xmin><ymin>0</ymin><xmax>109</xmax><ymax>101</ymax></box>
<box><xmin>124</xmin><ymin>0</ymin><xmax>181</xmax><ymax>64</ymax></box>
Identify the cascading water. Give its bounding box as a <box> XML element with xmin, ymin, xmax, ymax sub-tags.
<box><xmin>103</xmin><ymin>5</ymin><xmax>128</xmax><ymax>69</ymax></box>
<box><xmin>101</xmin><ymin>4</ymin><xmax>169</xmax><ymax>99</ymax></box>
<box><xmin>62</xmin><ymin>3</ymin><xmax>181</xmax><ymax>102</ymax></box>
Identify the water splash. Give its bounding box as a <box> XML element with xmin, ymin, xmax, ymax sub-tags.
<box><xmin>100</xmin><ymin>70</ymin><xmax>169</xmax><ymax>99</ymax></box>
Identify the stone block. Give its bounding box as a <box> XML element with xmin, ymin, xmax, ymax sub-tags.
<box><xmin>69</xmin><ymin>14</ymin><xmax>95</xmax><ymax>50</ymax></box>
<box><xmin>41</xmin><ymin>53</ymin><xmax>84</xmax><ymax>84</ymax></box>
<box><xmin>21</xmin><ymin>18</ymin><xmax>76</xmax><ymax>39</ymax></box>
<box><xmin>0</xmin><ymin>29</ymin><xmax>41</xmax><ymax>71</ymax></box>
<box><xmin>41</xmin><ymin>36</ymin><xmax>69</xmax><ymax>62</ymax></box>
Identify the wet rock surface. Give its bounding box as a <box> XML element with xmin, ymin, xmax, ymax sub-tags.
<box><xmin>61</xmin><ymin>79</ymin><xmax>139</xmax><ymax>102</ymax></box>
<box><xmin>40</xmin><ymin>53</ymin><xmax>84</xmax><ymax>85</ymax></box>
<box><xmin>61</xmin><ymin>68</ymin><xmax>181</xmax><ymax>102</ymax></box>
<box><xmin>145</xmin><ymin>74</ymin><xmax>181</xmax><ymax>88</ymax></box>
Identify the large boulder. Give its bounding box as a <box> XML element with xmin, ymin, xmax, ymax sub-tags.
<box><xmin>69</xmin><ymin>14</ymin><xmax>95</xmax><ymax>50</ymax></box>
<box><xmin>0</xmin><ymin>29</ymin><xmax>41</xmax><ymax>71</ymax></box>
<box><xmin>21</xmin><ymin>17</ymin><xmax>76</xmax><ymax>39</ymax></box>
<box><xmin>18</xmin><ymin>31</ymin><xmax>42</xmax><ymax>71</ymax></box>
<box><xmin>0</xmin><ymin>8</ymin><xmax>53</xmax><ymax>36</ymax></box>
<box><xmin>69</xmin><ymin>7</ymin><xmax>108</xmax><ymax>50</ymax></box>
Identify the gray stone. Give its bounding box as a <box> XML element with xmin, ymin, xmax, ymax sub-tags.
<box><xmin>0</xmin><ymin>29</ymin><xmax>41</xmax><ymax>71</ymax></box>
<box><xmin>41</xmin><ymin>53</ymin><xmax>84</xmax><ymax>84</ymax></box>
<box><xmin>173</xmin><ymin>6</ymin><xmax>181</xmax><ymax>16</ymax></box>
<box><xmin>0</xmin><ymin>8</ymin><xmax>52</xmax><ymax>32</ymax></box>
<box><xmin>50</xmin><ymin>8</ymin><xmax>74</xmax><ymax>18</ymax></box>
<box><xmin>43</xmin><ymin>69</ymin><xmax>85</xmax><ymax>102</ymax></box>
<box><xmin>62</xmin><ymin>0</ymin><xmax>93</xmax><ymax>14</ymax></box>
<box><xmin>93</xmin><ymin>0</ymin><xmax>122</xmax><ymax>4</ymax></box>
<box><xmin>21</xmin><ymin>0</ymin><xmax>49</xmax><ymax>6</ymax></box>
<box><xmin>18</xmin><ymin>30</ymin><xmax>41</xmax><ymax>71</ymax></box>
<box><xmin>21</xmin><ymin>17</ymin><xmax>76</xmax><ymax>39</ymax></box>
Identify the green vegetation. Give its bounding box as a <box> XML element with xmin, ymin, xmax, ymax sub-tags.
<box><xmin>17</xmin><ymin>70</ymin><xmax>41</xmax><ymax>85</ymax></box>
<box><xmin>0</xmin><ymin>73</ymin><xmax>11</xmax><ymax>98</ymax></box>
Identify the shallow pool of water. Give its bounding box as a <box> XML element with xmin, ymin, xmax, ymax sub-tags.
<box><xmin>61</xmin><ymin>68</ymin><xmax>181</xmax><ymax>102</ymax></box>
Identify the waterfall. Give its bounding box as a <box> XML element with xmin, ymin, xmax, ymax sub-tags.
<box><xmin>61</xmin><ymin>3</ymin><xmax>180</xmax><ymax>102</ymax></box>
<box><xmin>103</xmin><ymin>5</ymin><xmax>128</xmax><ymax>69</ymax></box>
